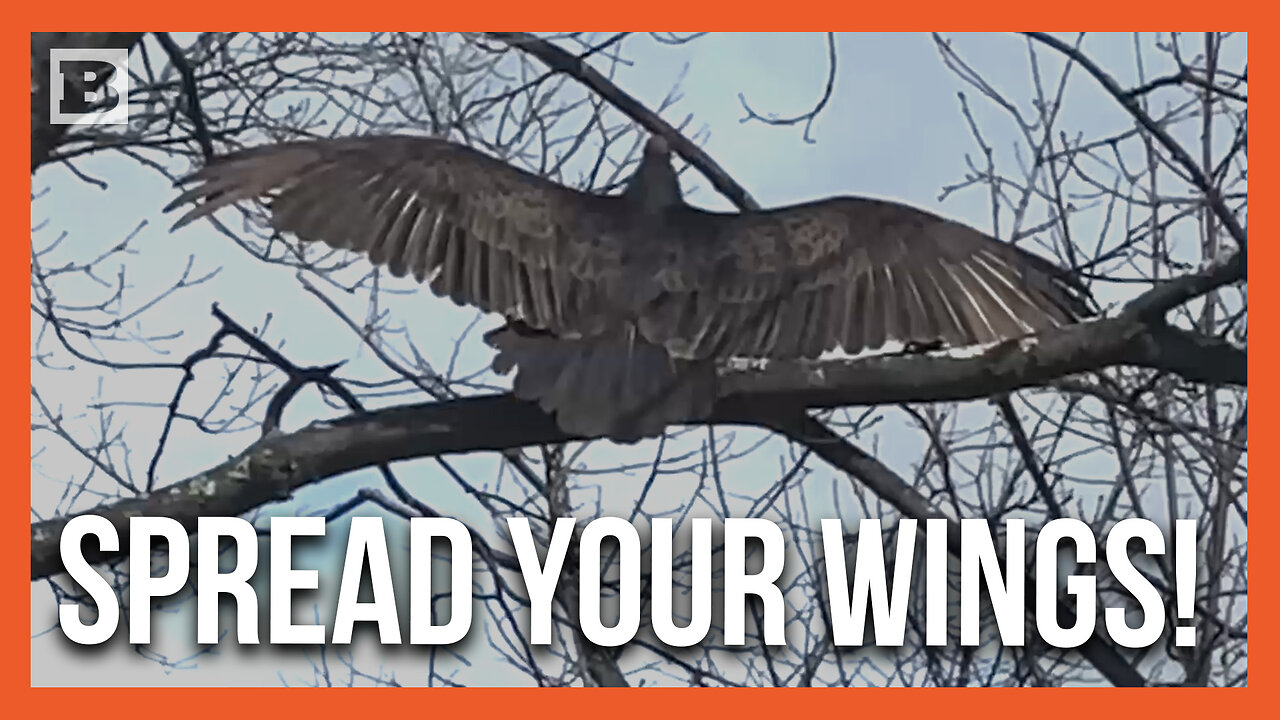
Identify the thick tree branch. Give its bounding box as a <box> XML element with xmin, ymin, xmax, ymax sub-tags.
<box><xmin>31</xmin><ymin>32</ymin><xmax>146</xmax><ymax>173</ymax></box>
<box><xmin>721</xmin><ymin>318</ymin><xmax>1243</xmax><ymax>401</ymax></box>
<box><xmin>1122</xmin><ymin>249</ymin><xmax>1245</xmax><ymax>319</ymax></box>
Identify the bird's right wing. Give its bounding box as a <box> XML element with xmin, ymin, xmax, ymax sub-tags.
<box><xmin>166</xmin><ymin>135</ymin><xmax>633</xmax><ymax>337</ymax></box>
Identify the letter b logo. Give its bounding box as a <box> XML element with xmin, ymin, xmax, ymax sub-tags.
<box><xmin>49</xmin><ymin>48</ymin><xmax>129</xmax><ymax>126</ymax></box>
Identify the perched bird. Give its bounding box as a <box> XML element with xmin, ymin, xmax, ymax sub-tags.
<box><xmin>167</xmin><ymin>134</ymin><xmax>1092</xmax><ymax>440</ymax></box>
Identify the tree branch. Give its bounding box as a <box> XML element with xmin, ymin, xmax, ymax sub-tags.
<box><xmin>485</xmin><ymin>32</ymin><xmax>761</xmax><ymax>211</ymax></box>
<box><xmin>720</xmin><ymin>318</ymin><xmax>1243</xmax><ymax>402</ymax></box>
<box><xmin>154</xmin><ymin>32</ymin><xmax>216</xmax><ymax>161</ymax></box>
<box><xmin>1021</xmin><ymin>32</ymin><xmax>1247</xmax><ymax>249</ymax></box>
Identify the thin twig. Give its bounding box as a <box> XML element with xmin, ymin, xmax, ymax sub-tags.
<box><xmin>1021</xmin><ymin>33</ymin><xmax>1247</xmax><ymax>249</ymax></box>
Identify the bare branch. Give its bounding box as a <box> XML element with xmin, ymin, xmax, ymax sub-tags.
<box><xmin>485</xmin><ymin>32</ymin><xmax>761</xmax><ymax>210</ymax></box>
<box><xmin>1021</xmin><ymin>32</ymin><xmax>1247</xmax><ymax>249</ymax></box>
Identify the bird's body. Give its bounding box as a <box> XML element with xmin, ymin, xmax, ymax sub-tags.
<box><xmin>168</xmin><ymin>134</ymin><xmax>1092</xmax><ymax>440</ymax></box>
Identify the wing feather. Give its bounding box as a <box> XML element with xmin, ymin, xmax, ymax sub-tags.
<box><xmin>957</xmin><ymin>260</ymin><xmax>1020</xmax><ymax>337</ymax></box>
<box><xmin>632</xmin><ymin>197</ymin><xmax>1092</xmax><ymax>360</ymax></box>
<box><xmin>916</xmin><ymin>263</ymin><xmax>968</xmax><ymax>346</ymax></box>
<box><xmin>417</xmin><ymin>207</ymin><xmax>452</xmax><ymax>282</ymax></box>
<box><xmin>486</xmin><ymin>243</ymin><xmax>514</xmax><ymax>316</ymax></box>
<box><xmin>899</xmin><ymin>267</ymin><xmax>935</xmax><ymax>342</ymax></box>
<box><xmin>167</xmin><ymin>135</ymin><xmax>625</xmax><ymax>335</ymax></box>
<box><xmin>859</xmin><ymin>259</ymin><xmax>887</xmax><ymax>351</ymax></box>
<box><xmin>880</xmin><ymin>265</ymin><xmax>900</xmax><ymax>346</ymax></box>
<box><xmin>371</xmin><ymin>192</ymin><xmax>420</xmax><ymax>272</ymax></box>
<box><xmin>800</xmin><ymin>286</ymin><xmax>832</xmax><ymax>358</ymax></box>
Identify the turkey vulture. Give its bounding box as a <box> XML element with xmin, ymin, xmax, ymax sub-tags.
<box><xmin>167</xmin><ymin>134</ymin><xmax>1092</xmax><ymax>440</ymax></box>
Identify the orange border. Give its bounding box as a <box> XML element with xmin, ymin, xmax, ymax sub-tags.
<box><xmin>19</xmin><ymin>18</ymin><xmax>1262</xmax><ymax>710</ymax></box>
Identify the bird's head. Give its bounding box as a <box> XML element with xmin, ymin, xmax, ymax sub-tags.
<box><xmin>643</xmin><ymin>134</ymin><xmax>671</xmax><ymax>157</ymax></box>
<box><xmin>623</xmin><ymin>134</ymin><xmax>682</xmax><ymax>214</ymax></box>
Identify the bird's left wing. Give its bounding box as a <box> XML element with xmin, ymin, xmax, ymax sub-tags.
<box><xmin>635</xmin><ymin>196</ymin><xmax>1093</xmax><ymax>361</ymax></box>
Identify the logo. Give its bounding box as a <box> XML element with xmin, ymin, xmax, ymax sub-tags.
<box><xmin>49</xmin><ymin>48</ymin><xmax>129</xmax><ymax>126</ymax></box>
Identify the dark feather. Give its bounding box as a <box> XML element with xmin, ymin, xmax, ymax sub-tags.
<box><xmin>485</xmin><ymin>322</ymin><xmax>716</xmax><ymax>440</ymax></box>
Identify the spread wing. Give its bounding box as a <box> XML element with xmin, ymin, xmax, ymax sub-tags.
<box><xmin>166</xmin><ymin>135</ymin><xmax>630</xmax><ymax>338</ymax></box>
<box><xmin>635</xmin><ymin>198</ymin><xmax>1093</xmax><ymax>360</ymax></box>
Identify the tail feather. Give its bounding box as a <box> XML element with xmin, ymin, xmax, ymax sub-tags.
<box><xmin>485</xmin><ymin>323</ymin><xmax>716</xmax><ymax>441</ymax></box>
